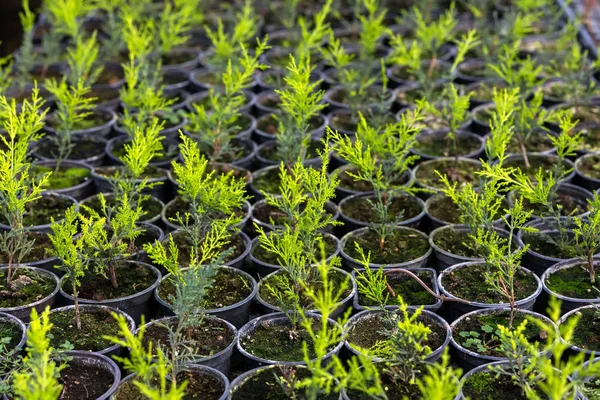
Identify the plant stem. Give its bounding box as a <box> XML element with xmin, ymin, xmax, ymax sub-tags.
<box><xmin>385</xmin><ymin>268</ymin><xmax>472</xmax><ymax>305</ymax></box>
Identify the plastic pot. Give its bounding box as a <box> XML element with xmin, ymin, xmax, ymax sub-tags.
<box><xmin>44</xmin><ymin>108</ymin><xmax>117</xmax><ymax>139</ymax></box>
<box><xmin>33</xmin><ymin>135</ymin><xmax>108</xmax><ymax>167</ymax></box>
<box><xmin>558</xmin><ymin>305</ymin><xmax>600</xmax><ymax>358</ymax></box>
<box><xmin>36</xmin><ymin>160</ymin><xmax>94</xmax><ymax>200</ymax></box>
<box><xmin>332</xmin><ymin>164</ymin><xmax>414</xmax><ymax>201</ymax></box>
<box><xmin>410</xmin><ymin>129</ymin><xmax>485</xmax><ymax>161</ymax></box>
<box><xmin>0</xmin><ymin>231</ymin><xmax>58</xmax><ymax>272</ymax></box>
<box><xmin>237</xmin><ymin>312</ymin><xmax>343</xmax><ymax>368</ymax></box>
<box><xmin>0</xmin><ymin>193</ymin><xmax>78</xmax><ymax>233</ymax></box>
<box><xmin>253</xmin><ymin>113</ymin><xmax>327</xmax><ymax>144</ymax></box>
<box><xmin>249</xmin><ymin>198</ymin><xmax>339</xmax><ymax>235</ymax></box>
<box><xmin>413</xmin><ymin>157</ymin><xmax>482</xmax><ymax>195</ymax></box>
<box><xmin>255</xmin><ymin>139</ymin><xmax>324</xmax><ymax>169</ymax></box>
<box><xmin>155</xmin><ymin>266</ymin><xmax>257</xmax><ymax>328</ymax></box>
<box><xmin>140</xmin><ymin>316</ymin><xmax>237</xmax><ymax>375</ymax></box>
<box><xmin>105</xmin><ymin>135</ymin><xmax>180</xmax><ymax>169</ymax></box>
<box><xmin>437</xmin><ymin>261</ymin><xmax>542</xmax><ymax>320</ymax></box>
<box><xmin>351</xmin><ymin>267</ymin><xmax>442</xmax><ymax>312</ymax></box>
<box><xmin>450</xmin><ymin>308</ymin><xmax>557</xmax><ymax>370</ymax></box>
<box><xmin>253</xmin><ymin>91</ymin><xmax>281</xmax><ymax>116</ymax></box>
<box><xmin>48</xmin><ymin>304</ymin><xmax>135</xmax><ymax>357</ymax></box>
<box><xmin>249</xmin><ymin>232</ymin><xmax>341</xmax><ymax>277</ymax></box>
<box><xmin>429</xmin><ymin>225</ymin><xmax>516</xmax><ymax>271</ymax></box>
<box><xmin>500</xmin><ymin>153</ymin><xmax>576</xmax><ymax>184</ymax></box>
<box><xmin>508</xmin><ymin>183</ymin><xmax>592</xmax><ymax>220</ymax></box>
<box><xmin>575</xmin><ymin>152</ymin><xmax>600</xmax><ymax>191</ymax></box>
<box><xmin>541</xmin><ymin>259</ymin><xmax>600</xmax><ymax>314</ymax></box>
<box><xmin>160</xmin><ymin>47</ymin><xmax>200</xmax><ymax>72</ymax></box>
<box><xmin>0</xmin><ymin>266</ymin><xmax>59</xmax><ymax>321</ymax></box>
<box><xmin>256</xmin><ymin>267</ymin><xmax>356</xmax><ymax>319</ymax></box>
<box><xmin>91</xmin><ymin>166</ymin><xmax>169</xmax><ymax>202</ymax></box>
<box><xmin>340</xmin><ymin>227</ymin><xmax>431</xmax><ymax>271</ymax></box>
<box><xmin>186</xmin><ymin>90</ymin><xmax>256</xmax><ymax>115</ymax></box>
<box><xmin>59</xmin><ymin>261</ymin><xmax>161</xmax><ymax>323</ymax></box>
<box><xmin>337</xmin><ymin>192</ymin><xmax>426</xmax><ymax>235</ymax></box>
<box><xmin>162</xmin><ymin>67</ymin><xmax>190</xmax><ymax>95</ymax></box>
<box><xmin>343</xmin><ymin>309</ymin><xmax>451</xmax><ymax>364</ymax></box>
<box><xmin>79</xmin><ymin>192</ymin><xmax>165</xmax><ymax>226</ymax></box>
<box><xmin>0</xmin><ymin>312</ymin><xmax>26</xmax><ymax>357</ymax></box>
<box><xmin>60</xmin><ymin>351</ymin><xmax>121</xmax><ymax>400</ymax></box>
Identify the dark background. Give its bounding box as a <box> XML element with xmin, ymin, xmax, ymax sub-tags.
<box><xmin>0</xmin><ymin>0</ymin><xmax>42</xmax><ymax>57</ymax></box>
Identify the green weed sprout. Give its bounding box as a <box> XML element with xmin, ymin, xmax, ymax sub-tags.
<box><xmin>330</xmin><ymin>109</ymin><xmax>424</xmax><ymax>252</ymax></box>
<box><xmin>186</xmin><ymin>39</ymin><xmax>269</xmax><ymax>163</ymax></box>
<box><xmin>273</xmin><ymin>55</ymin><xmax>326</xmax><ymax>165</ymax></box>
<box><xmin>48</xmin><ymin>206</ymin><xmax>87</xmax><ymax>329</ymax></box>
<box><xmin>12</xmin><ymin>308</ymin><xmax>64</xmax><ymax>400</ymax></box>
<box><xmin>106</xmin><ymin>313</ymin><xmax>187</xmax><ymax>400</ymax></box>
<box><xmin>0</xmin><ymin>89</ymin><xmax>49</xmax><ymax>288</ymax></box>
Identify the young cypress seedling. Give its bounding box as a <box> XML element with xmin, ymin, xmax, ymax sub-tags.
<box><xmin>106</xmin><ymin>313</ymin><xmax>187</xmax><ymax>400</ymax></box>
<box><xmin>11</xmin><ymin>308</ymin><xmax>65</xmax><ymax>400</ymax></box>
<box><xmin>0</xmin><ymin>89</ymin><xmax>49</xmax><ymax>289</ymax></box>
<box><xmin>274</xmin><ymin>55</ymin><xmax>327</xmax><ymax>166</ymax></box>
<box><xmin>330</xmin><ymin>109</ymin><xmax>424</xmax><ymax>252</ymax></box>
<box><xmin>572</xmin><ymin>193</ymin><xmax>600</xmax><ymax>284</ymax></box>
<box><xmin>186</xmin><ymin>39</ymin><xmax>269</xmax><ymax>163</ymax></box>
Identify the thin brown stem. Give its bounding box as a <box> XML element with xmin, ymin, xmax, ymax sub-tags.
<box><xmin>385</xmin><ymin>268</ymin><xmax>472</xmax><ymax>305</ymax></box>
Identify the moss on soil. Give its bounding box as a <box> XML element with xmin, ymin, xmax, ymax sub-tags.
<box><xmin>565</xmin><ymin>307</ymin><xmax>600</xmax><ymax>352</ymax></box>
<box><xmin>345</xmin><ymin>229</ymin><xmax>429</xmax><ymax>265</ymax></box>
<box><xmin>341</xmin><ymin>195</ymin><xmax>422</xmax><ymax>223</ymax></box>
<box><xmin>415</xmin><ymin>159</ymin><xmax>481</xmax><ymax>190</ymax></box>
<box><xmin>48</xmin><ymin>308</ymin><xmax>122</xmax><ymax>352</ymax></box>
<box><xmin>357</xmin><ymin>269</ymin><xmax>436</xmax><ymax>307</ymax></box>
<box><xmin>0</xmin><ymin>269</ymin><xmax>55</xmax><ymax>308</ymax></box>
<box><xmin>35</xmin><ymin>165</ymin><xmax>90</xmax><ymax>189</ymax></box>
<box><xmin>545</xmin><ymin>264</ymin><xmax>600</xmax><ymax>299</ymax></box>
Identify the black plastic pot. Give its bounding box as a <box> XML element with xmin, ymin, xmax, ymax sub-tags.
<box><xmin>573</xmin><ymin>358</ymin><xmax>600</xmax><ymax>400</ymax></box>
<box><xmin>337</xmin><ymin>192</ymin><xmax>426</xmax><ymax>234</ymax></box>
<box><xmin>162</xmin><ymin>67</ymin><xmax>190</xmax><ymax>95</ymax></box>
<box><xmin>256</xmin><ymin>267</ymin><xmax>356</xmax><ymax>319</ymax></box>
<box><xmin>115</xmin><ymin>365</ymin><xmax>229</xmax><ymax>400</ymax></box>
<box><xmin>184</xmin><ymin>113</ymin><xmax>257</xmax><ymax>143</ymax></box>
<box><xmin>59</xmin><ymin>261</ymin><xmax>161</xmax><ymax>323</ymax></box>
<box><xmin>48</xmin><ymin>304</ymin><xmax>135</xmax><ymax>357</ymax></box>
<box><xmin>424</xmin><ymin>193</ymin><xmax>507</xmax><ymax>232</ymax></box>
<box><xmin>0</xmin><ymin>193</ymin><xmax>78</xmax><ymax>233</ymax></box>
<box><xmin>0</xmin><ymin>232</ymin><xmax>58</xmax><ymax>272</ymax></box>
<box><xmin>250</xmin><ymin>198</ymin><xmax>339</xmax><ymax>235</ymax></box>
<box><xmin>186</xmin><ymin>90</ymin><xmax>256</xmax><ymax>115</ymax></box>
<box><xmin>33</xmin><ymin>135</ymin><xmax>108</xmax><ymax>167</ymax></box>
<box><xmin>387</xmin><ymin>60</ymin><xmax>452</xmax><ymax>89</ymax></box>
<box><xmin>237</xmin><ymin>312</ymin><xmax>343</xmax><ymax>368</ymax></box>
<box><xmin>343</xmin><ymin>309</ymin><xmax>451</xmax><ymax>363</ymax></box>
<box><xmin>455</xmin><ymin>58</ymin><xmax>488</xmax><ymax>85</ymax></box>
<box><xmin>413</xmin><ymin>157</ymin><xmax>482</xmax><ymax>194</ymax></box>
<box><xmin>36</xmin><ymin>160</ymin><xmax>94</xmax><ymax>200</ymax></box>
<box><xmin>253</xmin><ymin>91</ymin><xmax>281</xmax><ymax>116</ymax></box>
<box><xmin>249</xmin><ymin>232</ymin><xmax>341</xmax><ymax>277</ymax></box>
<box><xmin>79</xmin><ymin>192</ymin><xmax>165</xmax><ymax>226</ymax></box>
<box><xmin>324</xmin><ymin>85</ymin><xmax>395</xmax><ymax>113</ymax></box>
<box><xmin>507</xmin><ymin>183</ymin><xmax>592</xmax><ymax>220</ymax></box>
<box><xmin>558</xmin><ymin>305</ymin><xmax>600</xmax><ymax>358</ymax></box>
<box><xmin>105</xmin><ymin>135</ymin><xmax>180</xmax><ymax>169</ymax></box>
<box><xmin>160</xmin><ymin>198</ymin><xmax>252</xmax><ymax>234</ymax></box>
<box><xmin>160</xmin><ymin>47</ymin><xmax>200</xmax><ymax>72</ymax></box>
<box><xmin>410</xmin><ymin>129</ymin><xmax>485</xmax><ymax>161</ymax></box>
<box><xmin>0</xmin><ymin>266</ymin><xmax>59</xmax><ymax>321</ymax></box>
<box><xmin>140</xmin><ymin>315</ymin><xmax>237</xmax><ymax>375</ymax></box>
<box><xmin>89</xmin><ymin>61</ymin><xmax>125</xmax><ymax>91</ymax></box>
<box><xmin>255</xmin><ymin>139</ymin><xmax>325</xmax><ymax>169</ymax></box>
<box><xmin>456</xmin><ymin>360</ymin><xmax>513</xmax><ymax>399</ymax></box>
<box><xmin>340</xmin><ymin>227</ymin><xmax>431</xmax><ymax>271</ymax></box>
<box><xmin>575</xmin><ymin>152</ymin><xmax>600</xmax><ymax>190</ymax></box>
<box><xmin>253</xmin><ymin>113</ymin><xmax>328</xmax><ymax>144</ymax></box>
<box><xmin>450</xmin><ymin>308</ymin><xmax>556</xmax><ymax>370</ymax></box>
<box><xmin>60</xmin><ymin>351</ymin><xmax>121</xmax><ymax>400</ymax></box>
<box><xmin>463</xmin><ymin>79</ymin><xmax>506</xmax><ymax>112</ymax></box>
<box><xmin>351</xmin><ymin>267</ymin><xmax>442</xmax><ymax>312</ymax></box>
<box><xmin>517</xmin><ymin>218</ymin><xmax>580</xmax><ymax>276</ymax></box>
<box><xmin>0</xmin><ymin>312</ymin><xmax>26</xmax><ymax>356</ymax></box>
<box><xmin>332</xmin><ymin>164</ymin><xmax>414</xmax><ymax>201</ymax></box>
<box><xmin>429</xmin><ymin>225</ymin><xmax>516</xmax><ymax>271</ymax></box>
<box><xmin>541</xmin><ymin>259</ymin><xmax>600</xmax><ymax>314</ymax></box>
<box><xmin>113</xmin><ymin>114</ymin><xmax>188</xmax><ymax>139</ymax></box>
<box><xmin>91</xmin><ymin>166</ymin><xmax>169</xmax><ymax>201</ymax></box>
<box><xmin>327</xmin><ymin>108</ymin><xmax>359</xmax><ymax>136</ymax></box>
<box><xmin>44</xmin><ymin>108</ymin><xmax>117</xmax><ymax>139</ymax></box>
<box><xmin>438</xmin><ymin>261</ymin><xmax>542</xmax><ymax>320</ymax></box>
<box><xmin>155</xmin><ymin>265</ymin><xmax>257</xmax><ymax>328</ymax></box>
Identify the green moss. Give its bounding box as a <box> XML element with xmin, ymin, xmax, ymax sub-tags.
<box><xmin>545</xmin><ymin>264</ymin><xmax>600</xmax><ymax>299</ymax></box>
<box><xmin>35</xmin><ymin>166</ymin><xmax>90</xmax><ymax>189</ymax></box>
<box><xmin>358</xmin><ymin>269</ymin><xmax>436</xmax><ymax>307</ymax></box>
<box><xmin>415</xmin><ymin>159</ymin><xmax>481</xmax><ymax>190</ymax></box>
<box><xmin>48</xmin><ymin>308</ymin><xmax>122</xmax><ymax>351</ymax></box>
<box><xmin>566</xmin><ymin>308</ymin><xmax>600</xmax><ymax>352</ymax></box>
<box><xmin>432</xmin><ymin>227</ymin><xmax>481</xmax><ymax>258</ymax></box>
<box><xmin>0</xmin><ymin>269</ymin><xmax>55</xmax><ymax>308</ymax></box>
<box><xmin>0</xmin><ymin>320</ymin><xmax>22</xmax><ymax>347</ymax></box>
<box><xmin>0</xmin><ymin>195</ymin><xmax>72</xmax><ymax>227</ymax></box>
<box><xmin>463</xmin><ymin>371</ymin><xmax>531</xmax><ymax>400</ymax></box>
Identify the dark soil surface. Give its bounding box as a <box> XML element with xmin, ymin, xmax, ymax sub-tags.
<box><xmin>341</xmin><ymin>195</ymin><xmax>422</xmax><ymax>224</ymax></box>
<box><xmin>0</xmin><ymin>269</ymin><xmax>55</xmax><ymax>308</ymax></box>
<box><xmin>59</xmin><ymin>358</ymin><xmax>115</xmax><ymax>399</ymax></box>
<box><xmin>49</xmin><ymin>308</ymin><xmax>123</xmax><ymax>352</ymax></box>
<box><xmin>344</xmin><ymin>229</ymin><xmax>430</xmax><ymax>265</ymax></box>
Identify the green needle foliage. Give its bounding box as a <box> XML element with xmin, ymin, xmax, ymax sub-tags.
<box><xmin>44</xmin><ymin>78</ymin><xmax>96</xmax><ymax>170</ymax></box>
<box><xmin>11</xmin><ymin>308</ymin><xmax>64</xmax><ymax>400</ymax></box>
<box><xmin>204</xmin><ymin>1</ymin><xmax>258</xmax><ymax>72</ymax></box>
<box><xmin>186</xmin><ymin>39</ymin><xmax>269</xmax><ymax>162</ymax></box>
<box><xmin>572</xmin><ymin>193</ymin><xmax>600</xmax><ymax>284</ymax></box>
<box><xmin>472</xmin><ymin>199</ymin><xmax>535</xmax><ymax>328</ymax></box>
<box><xmin>155</xmin><ymin>2</ymin><xmax>193</xmax><ymax>56</ymax></box>
<box><xmin>106</xmin><ymin>314</ymin><xmax>187</xmax><ymax>400</ymax></box>
<box><xmin>274</xmin><ymin>55</ymin><xmax>326</xmax><ymax>165</ymax></box>
<box><xmin>93</xmin><ymin>0</ymin><xmax>127</xmax><ymax>61</ymax></box>
<box><xmin>416</xmin><ymin>349</ymin><xmax>463</xmax><ymax>400</ymax></box>
<box><xmin>14</xmin><ymin>0</ymin><xmax>35</xmax><ymax>91</ymax></box>
<box><xmin>66</xmin><ymin>32</ymin><xmax>103</xmax><ymax>88</ymax></box>
<box><xmin>356</xmin><ymin>0</ymin><xmax>390</xmax><ymax>61</ymax></box>
<box><xmin>488</xmin><ymin>42</ymin><xmax>544</xmax><ymax>97</ymax></box>
<box><xmin>0</xmin><ymin>89</ymin><xmax>49</xmax><ymax>288</ymax></box>
<box><xmin>330</xmin><ymin>109</ymin><xmax>424</xmax><ymax>252</ymax></box>
<box><xmin>162</xmin><ymin>134</ymin><xmax>247</xmax><ymax>266</ymax></box>
<box><xmin>294</xmin><ymin>0</ymin><xmax>333</xmax><ymax>62</ymax></box>
<box><xmin>48</xmin><ymin>206</ymin><xmax>87</xmax><ymax>330</ymax></box>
